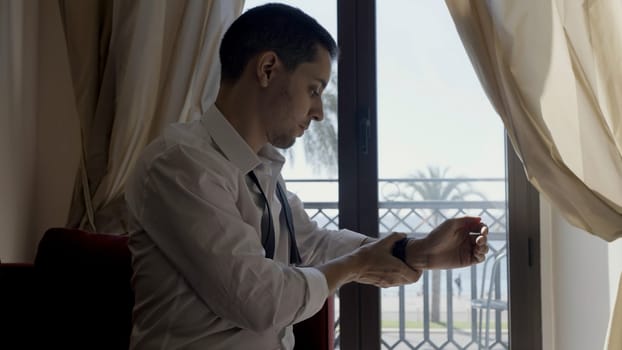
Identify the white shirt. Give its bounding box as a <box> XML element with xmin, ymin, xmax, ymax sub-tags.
<box><xmin>125</xmin><ymin>105</ymin><xmax>366</xmax><ymax>350</ymax></box>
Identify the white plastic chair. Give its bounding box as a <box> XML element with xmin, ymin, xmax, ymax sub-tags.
<box><xmin>471</xmin><ymin>249</ymin><xmax>508</xmax><ymax>349</ymax></box>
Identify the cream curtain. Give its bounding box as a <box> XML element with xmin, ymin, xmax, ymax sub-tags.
<box><xmin>0</xmin><ymin>0</ymin><xmax>39</xmax><ymax>261</ymax></box>
<box><xmin>445</xmin><ymin>0</ymin><xmax>622</xmax><ymax>242</ymax></box>
<box><xmin>1</xmin><ymin>0</ymin><xmax>83</xmax><ymax>262</ymax></box>
<box><xmin>445</xmin><ymin>0</ymin><xmax>622</xmax><ymax>348</ymax></box>
<box><xmin>61</xmin><ymin>0</ymin><xmax>244</xmax><ymax>232</ymax></box>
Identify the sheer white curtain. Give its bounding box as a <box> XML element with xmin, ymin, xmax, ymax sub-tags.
<box><xmin>61</xmin><ymin>0</ymin><xmax>244</xmax><ymax>232</ymax></box>
<box><xmin>445</xmin><ymin>0</ymin><xmax>622</xmax><ymax>348</ymax></box>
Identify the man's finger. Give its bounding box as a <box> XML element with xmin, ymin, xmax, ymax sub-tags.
<box><xmin>480</xmin><ymin>224</ymin><xmax>489</xmax><ymax>236</ymax></box>
<box><xmin>385</xmin><ymin>232</ymin><xmax>407</xmax><ymax>244</ymax></box>
<box><xmin>475</xmin><ymin>244</ymin><xmax>489</xmax><ymax>255</ymax></box>
<box><xmin>463</xmin><ymin>216</ymin><xmax>482</xmax><ymax>231</ymax></box>
<box><xmin>476</xmin><ymin>235</ymin><xmax>487</xmax><ymax>246</ymax></box>
<box><xmin>464</xmin><ymin>219</ymin><xmax>488</xmax><ymax>236</ymax></box>
<box><xmin>402</xmin><ymin>268</ymin><xmax>423</xmax><ymax>284</ymax></box>
<box><xmin>403</xmin><ymin>267</ymin><xmax>421</xmax><ymax>281</ymax></box>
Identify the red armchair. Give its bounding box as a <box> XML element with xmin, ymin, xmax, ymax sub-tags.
<box><xmin>0</xmin><ymin>228</ymin><xmax>334</xmax><ymax>350</ymax></box>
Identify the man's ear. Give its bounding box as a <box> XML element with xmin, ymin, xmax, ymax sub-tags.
<box><xmin>256</xmin><ymin>51</ymin><xmax>279</xmax><ymax>87</ymax></box>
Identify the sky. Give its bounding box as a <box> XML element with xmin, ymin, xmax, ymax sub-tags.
<box><xmin>243</xmin><ymin>0</ymin><xmax>507</xmax><ymax>200</ymax></box>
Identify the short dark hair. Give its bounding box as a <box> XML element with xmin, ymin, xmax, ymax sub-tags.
<box><xmin>219</xmin><ymin>3</ymin><xmax>338</xmax><ymax>82</ymax></box>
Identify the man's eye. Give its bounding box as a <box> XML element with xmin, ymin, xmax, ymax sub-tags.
<box><xmin>311</xmin><ymin>89</ymin><xmax>320</xmax><ymax>97</ymax></box>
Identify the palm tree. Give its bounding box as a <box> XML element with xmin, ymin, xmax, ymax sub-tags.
<box><xmin>385</xmin><ymin>165</ymin><xmax>487</xmax><ymax>323</ymax></box>
<box><xmin>384</xmin><ymin>166</ymin><xmax>487</xmax><ymax>203</ymax></box>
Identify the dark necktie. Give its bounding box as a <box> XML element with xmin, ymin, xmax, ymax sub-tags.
<box><xmin>248</xmin><ymin>171</ymin><xmax>301</xmax><ymax>265</ymax></box>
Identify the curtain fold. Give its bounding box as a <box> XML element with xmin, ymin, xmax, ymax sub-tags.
<box><xmin>2</xmin><ymin>0</ymin><xmax>84</xmax><ymax>261</ymax></box>
<box><xmin>445</xmin><ymin>1</ymin><xmax>622</xmax><ymax>348</ymax></box>
<box><xmin>0</xmin><ymin>0</ymin><xmax>39</xmax><ymax>260</ymax></box>
<box><xmin>445</xmin><ymin>0</ymin><xmax>622</xmax><ymax>242</ymax></box>
<box><xmin>61</xmin><ymin>0</ymin><xmax>244</xmax><ymax>232</ymax></box>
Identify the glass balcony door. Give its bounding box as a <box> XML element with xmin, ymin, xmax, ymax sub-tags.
<box><xmin>376</xmin><ymin>2</ymin><xmax>509</xmax><ymax>348</ymax></box>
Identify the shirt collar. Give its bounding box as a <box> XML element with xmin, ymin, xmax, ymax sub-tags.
<box><xmin>201</xmin><ymin>105</ymin><xmax>286</xmax><ymax>175</ymax></box>
<box><xmin>201</xmin><ymin>104</ymin><xmax>261</xmax><ymax>175</ymax></box>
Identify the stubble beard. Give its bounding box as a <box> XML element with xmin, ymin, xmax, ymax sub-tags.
<box><xmin>271</xmin><ymin>134</ymin><xmax>296</xmax><ymax>149</ymax></box>
<box><xmin>268</xmin><ymin>80</ymin><xmax>301</xmax><ymax>150</ymax></box>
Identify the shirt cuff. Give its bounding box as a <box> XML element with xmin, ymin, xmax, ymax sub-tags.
<box><xmin>293</xmin><ymin>267</ymin><xmax>329</xmax><ymax>323</ymax></box>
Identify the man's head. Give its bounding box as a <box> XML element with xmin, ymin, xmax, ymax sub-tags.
<box><xmin>217</xmin><ymin>3</ymin><xmax>339</xmax><ymax>150</ymax></box>
<box><xmin>219</xmin><ymin>3</ymin><xmax>338</xmax><ymax>83</ymax></box>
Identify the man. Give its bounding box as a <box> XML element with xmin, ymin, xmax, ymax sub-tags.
<box><xmin>125</xmin><ymin>3</ymin><xmax>488</xmax><ymax>349</ymax></box>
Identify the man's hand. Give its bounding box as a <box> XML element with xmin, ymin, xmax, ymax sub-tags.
<box><xmin>316</xmin><ymin>218</ymin><xmax>487</xmax><ymax>293</ymax></box>
<box><xmin>406</xmin><ymin>216</ymin><xmax>489</xmax><ymax>270</ymax></box>
<box><xmin>316</xmin><ymin>233</ymin><xmax>422</xmax><ymax>293</ymax></box>
<box><xmin>351</xmin><ymin>232</ymin><xmax>423</xmax><ymax>288</ymax></box>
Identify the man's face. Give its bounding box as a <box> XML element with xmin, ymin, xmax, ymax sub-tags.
<box><xmin>260</xmin><ymin>47</ymin><xmax>332</xmax><ymax>149</ymax></box>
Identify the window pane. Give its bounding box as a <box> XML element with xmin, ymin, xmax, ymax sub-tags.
<box><xmin>376</xmin><ymin>1</ymin><xmax>509</xmax><ymax>349</ymax></box>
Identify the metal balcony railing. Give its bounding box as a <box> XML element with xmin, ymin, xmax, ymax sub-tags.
<box><xmin>286</xmin><ymin>178</ymin><xmax>508</xmax><ymax>350</ymax></box>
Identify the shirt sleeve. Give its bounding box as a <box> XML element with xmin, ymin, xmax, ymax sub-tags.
<box><xmin>126</xmin><ymin>145</ymin><xmax>329</xmax><ymax>332</ymax></box>
<box><xmin>281</xmin><ymin>182</ymin><xmax>368</xmax><ymax>266</ymax></box>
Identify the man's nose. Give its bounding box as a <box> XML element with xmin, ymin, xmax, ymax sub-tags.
<box><xmin>310</xmin><ymin>99</ymin><xmax>324</xmax><ymax>122</ymax></box>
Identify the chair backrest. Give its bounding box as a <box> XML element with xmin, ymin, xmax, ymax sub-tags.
<box><xmin>478</xmin><ymin>249</ymin><xmax>507</xmax><ymax>302</ymax></box>
<box><xmin>293</xmin><ymin>295</ymin><xmax>334</xmax><ymax>350</ymax></box>
<box><xmin>35</xmin><ymin>228</ymin><xmax>133</xmax><ymax>349</ymax></box>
